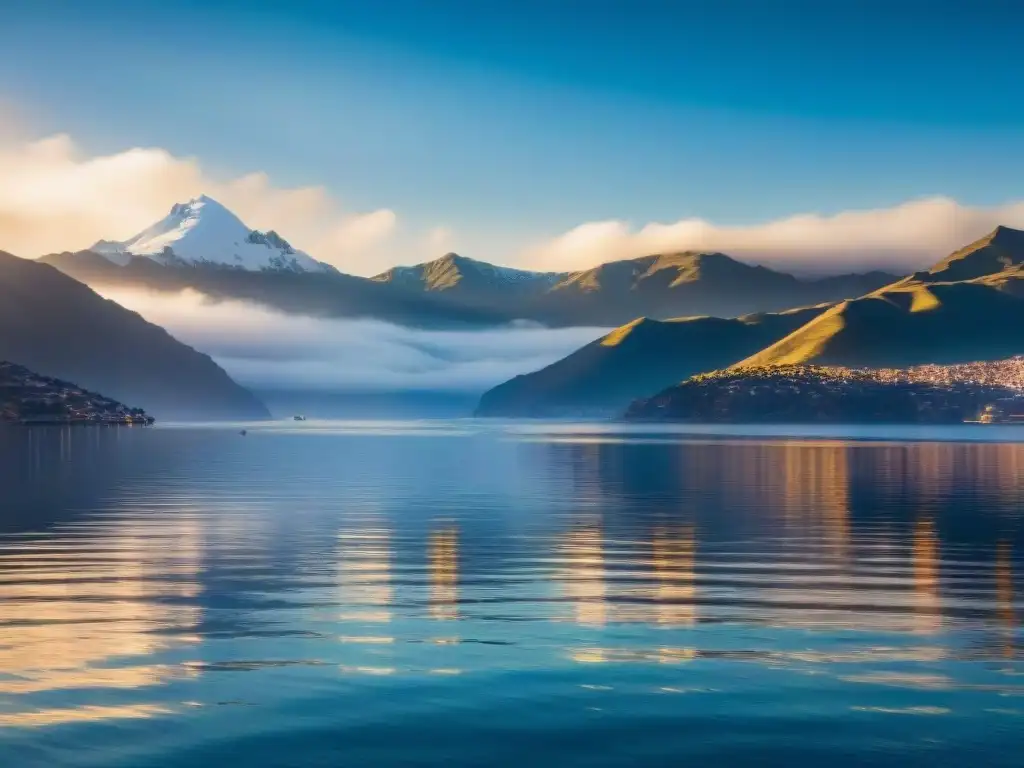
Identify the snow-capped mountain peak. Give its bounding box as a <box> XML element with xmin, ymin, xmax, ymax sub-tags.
<box><xmin>91</xmin><ymin>195</ymin><xmax>333</xmax><ymax>273</ymax></box>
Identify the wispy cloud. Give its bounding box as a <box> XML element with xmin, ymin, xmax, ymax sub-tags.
<box><xmin>96</xmin><ymin>287</ymin><xmax>605</xmax><ymax>393</ymax></box>
<box><xmin>4</xmin><ymin>132</ymin><xmax>1024</xmax><ymax>278</ymax></box>
<box><xmin>522</xmin><ymin>197</ymin><xmax>1024</xmax><ymax>275</ymax></box>
<box><xmin>425</xmin><ymin>226</ymin><xmax>456</xmax><ymax>256</ymax></box>
<box><xmin>0</xmin><ymin>134</ymin><xmax>398</xmax><ymax>271</ymax></box>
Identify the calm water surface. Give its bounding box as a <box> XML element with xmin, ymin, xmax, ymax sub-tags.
<box><xmin>1</xmin><ymin>421</ymin><xmax>1023</xmax><ymax>766</ymax></box>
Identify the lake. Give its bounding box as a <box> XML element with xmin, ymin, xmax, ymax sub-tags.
<box><xmin>1</xmin><ymin>421</ymin><xmax>1022</xmax><ymax>766</ymax></box>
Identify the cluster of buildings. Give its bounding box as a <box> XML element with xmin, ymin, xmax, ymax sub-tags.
<box><xmin>634</xmin><ymin>359</ymin><xmax>1024</xmax><ymax>423</ymax></box>
<box><xmin>0</xmin><ymin>362</ymin><xmax>153</xmax><ymax>425</ymax></box>
<box><xmin>872</xmin><ymin>357</ymin><xmax>1024</xmax><ymax>391</ymax></box>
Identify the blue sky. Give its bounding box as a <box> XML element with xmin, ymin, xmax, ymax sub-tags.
<box><xmin>2</xmin><ymin>0</ymin><xmax>1024</xmax><ymax>272</ymax></box>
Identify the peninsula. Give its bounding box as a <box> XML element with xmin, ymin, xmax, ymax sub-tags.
<box><xmin>0</xmin><ymin>361</ymin><xmax>154</xmax><ymax>425</ymax></box>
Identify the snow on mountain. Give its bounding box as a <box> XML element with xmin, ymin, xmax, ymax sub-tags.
<box><xmin>91</xmin><ymin>195</ymin><xmax>333</xmax><ymax>273</ymax></box>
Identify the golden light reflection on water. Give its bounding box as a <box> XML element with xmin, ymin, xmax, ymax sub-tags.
<box><xmin>0</xmin><ymin>519</ymin><xmax>202</xmax><ymax>695</ymax></box>
<box><xmin>781</xmin><ymin>444</ymin><xmax>848</xmax><ymax>512</ymax></box>
<box><xmin>781</xmin><ymin>444</ymin><xmax>851</xmax><ymax>566</ymax></box>
<box><xmin>570</xmin><ymin>647</ymin><xmax>698</xmax><ymax>665</ymax></box>
<box><xmin>699</xmin><ymin>443</ymin><xmax>877</xmax><ymax>633</ymax></box>
<box><xmin>429</xmin><ymin>527</ymin><xmax>459</xmax><ymax>621</ymax></box>
<box><xmin>0</xmin><ymin>664</ymin><xmax>185</xmax><ymax>696</ymax></box>
<box><xmin>336</xmin><ymin>520</ymin><xmax>394</xmax><ymax>626</ymax></box>
<box><xmin>868</xmin><ymin>442</ymin><xmax>1024</xmax><ymax>511</ymax></box>
<box><xmin>0</xmin><ymin>515</ymin><xmax>202</xmax><ymax>728</ymax></box>
<box><xmin>0</xmin><ymin>703</ymin><xmax>174</xmax><ymax>728</ymax></box>
<box><xmin>338</xmin><ymin>665</ymin><xmax>396</xmax><ymax>676</ymax></box>
<box><xmin>557</xmin><ymin>520</ymin><xmax>699</xmax><ymax>631</ymax></box>
<box><xmin>1</xmin><ymin>430</ymin><xmax>1023</xmax><ymax>741</ymax></box>
<box><xmin>553</xmin><ymin>439</ymin><xmax>992</xmax><ymax>639</ymax></box>
<box><xmin>558</xmin><ymin>522</ymin><xmax>607</xmax><ymax>627</ymax></box>
<box><xmin>912</xmin><ymin>518</ymin><xmax>943</xmax><ymax>635</ymax></box>
<box><xmin>652</xmin><ymin>525</ymin><xmax>697</xmax><ymax>628</ymax></box>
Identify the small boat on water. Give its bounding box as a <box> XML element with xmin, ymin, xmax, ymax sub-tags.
<box><xmin>293</xmin><ymin>415</ymin><xmax>307</xmax><ymax>421</ymax></box>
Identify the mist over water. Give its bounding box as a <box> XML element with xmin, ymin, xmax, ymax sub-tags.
<box><xmin>1</xmin><ymin>423</ymin><xmax>1022</xmax><ymax>767</ymax></box>
<box><xmin>95</xmin><ymin>287</ymin><xmax>606</xmax><ymax>399</ymax></box>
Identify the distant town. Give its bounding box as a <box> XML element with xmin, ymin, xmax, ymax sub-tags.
<box><xmin>873</xmin><ymin>357</ymin><xmax>1024</xmax><ymax>391</ymax></box>
<box><xmin>0</xmin><ymin>362</ymin><xmax>154</xmax><ymax>425</ymax></box>
<box><xmin>627</xmin><ymin>358</ymin><xmax>1024</xmax><ymax>424</ymax></box>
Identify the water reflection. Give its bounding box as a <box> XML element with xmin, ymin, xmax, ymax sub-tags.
<box><xmin>0</xmin><ymin>511</ymin><xmax>202</xmax><ymax>726</ymax></box>
<box><xmin>912</xmin><ymin>518</ymin><xmax>942</xmax><ymax>634</ymax></box>
<box><xmin>996</xmin><ymin>540</ymin><xmax>1016</xmax><ymax>658</ymax></box>
<box><xmin>545</xmin><ymin>436</ymin><xmax>1024</xmax><ymax>641</ymax></box>
<box><xmin>336</xmin><ymin>517</ymin><xmax>394</xmax><ymax>626</ymax></box>
<box><xmin>429</xmin><ymin>527</ymin><xmax>459</xmax><ymax>621</ymax></box>
<box><xmin>0</xmin><ymin>425</ymin><xmax>1022</xmax><ymax>766</ymax></box>
<box><xmin>652</xmin><ymin>525</ymin><xmax>697</xmax><ymax>627</ymax></box>
<box><xmin>558</xmin><ymin>521</ymin><xmax>607</xmax><ymax>627</ymax></box>
<box><xmin>558</xmin><ymin>520</ymin><xmax>697</xmax><ymax>651</ymax></box>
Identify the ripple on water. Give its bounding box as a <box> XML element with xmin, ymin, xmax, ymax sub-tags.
<box><xmin>0</xmin><ymin>423</ymin><xmax>1022</xmax><ymax>767</ymax></box>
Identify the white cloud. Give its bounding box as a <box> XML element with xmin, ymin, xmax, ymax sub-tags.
<box><xmin>0</xmin><ymin>133</ymin><xmax>398</xmax><ymax>272</ymax></box>
<box><xmin>320</xmin><ymin>209</ymin><xmax>398</xmax><ymax>261</ymax></box>
<box><xmin>5</xmin><ymin>132</ymin><xmax>1024</xmax><ymax>279</ymax></box>
<box><xmin>522</xmin><ymin>197</ymin><xmax>1024</xmax><ymax>275</ymax></box>
<box><xmin>95</xmin><ymin>287</ymin><xmax>605</xmax><ymax>393</ymax></box>
<box><xmin>425</xmin><ymin>226</ymin><xmax>455</xmax><ymax>255</ymax></box>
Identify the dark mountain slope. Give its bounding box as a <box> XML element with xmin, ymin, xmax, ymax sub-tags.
<box><xmin>738</xmin><ymin>276</ymin><xmax>1024</xmax><ymax>370</ymax></box>
<box><xmin>910</xmin><ymin>225</ymin><xmax>1024</xmax><ymax>284</ymax></box>
<box><xmin>40</xmin><ymin>251</ymin><xmax>512</xmax><ymax>329</ymax></box>
<box><xmin>736</xmin><ymin>227</ymin><xmax>1024</xmax><ymax>371</ymax></box>
<box><xmin>475</xmin><ymin>304</ymin><xmax>828</xmax><ymax>417</ymax></box>
<box><xmin>46</xmin><ymin>247</ymin><xmax>897</xmax><ymax>329</ymax></box>
<box><xmin>0</xmin><ymin>251</ymin><xmax>268</xmax><ymax>420</ymax></box>
<box><xmin>0</xmin><ymin>361</ymin><xmax>154</xmax><ymax>424</ymax></box>
<box><xmin>527</xmin><ymin>252</ymin><xmax>896</xmax><ymax>326</ymax></box>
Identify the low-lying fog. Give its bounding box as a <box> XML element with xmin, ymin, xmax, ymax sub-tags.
<box><xmin>98</xmin><ymin>287</ymin><xmax>607</xmax><ymax>413</ymax></box>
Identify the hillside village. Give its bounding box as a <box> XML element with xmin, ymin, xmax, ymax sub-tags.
<box><xmin>874</xmin><ymin>357</ymin><xmax>1024</xmax><ymax>390</ymax></box>
<box><xmin>0</xmin><ymin>361</ymin><xmax>154</xmax><ymax>425</ymax></box>
<box><xmin>626</xmin><ymin>358</ymin><xmax>1024</xmax><ymax>424</ymax></box>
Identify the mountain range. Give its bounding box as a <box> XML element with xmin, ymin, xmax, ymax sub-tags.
<box><xmin>477</xmin><ymin>225</ymin><xmax>1024</xmax><ymax>417</ymax></box>
<box><xmin>11</xmin><ymin>195</ymin><xmax>1024</xmax><ymax>423</ymax></box>
<box><xmin>0</xmin><ymin>250</ymin><xmax>268</xmax><ymax>420</ymax></box>
<box><xmin>373</xmin><ymin>251</ymin><xmax>897</xmax><ymax>326</ymax></box>
<box><xmin>41</xmin><ymin>196</ymin><xmax>899</xmax><ymax>329</ymax></box>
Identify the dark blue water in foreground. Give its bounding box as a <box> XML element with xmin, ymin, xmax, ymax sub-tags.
<box><xmin>1</xmin><ymin>421</ymin><xmax>1023</xmax><ymax>767</ymax></box>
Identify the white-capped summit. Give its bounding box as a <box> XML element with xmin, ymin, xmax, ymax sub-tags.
<box><xmin>91</xmin><ymin>195</ymin><xmax>333</xmax><ymax>273</ymax></box>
